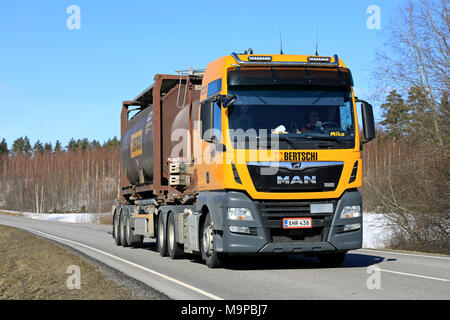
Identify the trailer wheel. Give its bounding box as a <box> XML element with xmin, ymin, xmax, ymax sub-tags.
<box><xmin>113</xmin><ymin>207</ymin><xmax>121</xmax><ymax>246</ymax></box>
<box><xmin>125</xmin><ymin>210</ymin><xmax>144</xmax><ymax>248</ymax></box>
<box><xmin>318</xmin><ymin>252</ymin><xmax>347</xmax><ymax>267</ymax></box>
<box><xmin>201</xmin><ymin>213</ymin><xmax>226</xmax><ymax>268</ymax></box>
<box><xmin>168</xmin><ymin>212</ymin><xmax>184</xmax><ymax>259</ymax></box>
<box><xmin>157</xmin><ymin>214</ymin><xmax>168</xmax><ymax>257</ymax></box>
<box><xmin>120</xmin><ymin>209</ymin><xmax>129</xmax><ymax>247</ymax></box>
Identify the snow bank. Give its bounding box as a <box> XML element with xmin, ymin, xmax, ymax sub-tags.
<box><xmin>363</xmin><ymin>213</ymin><xmax>392</xmax><ymax>248</ymax></box>
<box><xmin>1</xmin><ymin>210</ymin><xmax>109</xmax><ymax>224</ymax></box>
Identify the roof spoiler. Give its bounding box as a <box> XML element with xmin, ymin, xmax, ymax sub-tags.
<box><xmin>230</xmin><ymin>52</ymin><xmax>340</xmax><ymax>68</ymax></box>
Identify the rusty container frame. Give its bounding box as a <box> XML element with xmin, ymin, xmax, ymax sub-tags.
<box><xmin>120</xmin><ymin>74</ymin><xmax>203</xmax><ymax>203</ymax></box>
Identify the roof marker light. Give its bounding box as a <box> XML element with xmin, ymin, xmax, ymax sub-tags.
<box><xmin>248</xmin><ymin>56</ymin><xmax>272</xmax><ymax>62</ymax></box>
<box><xmin>307</xmin><ymin>56</ymin><xmax>332</xmax><ymax>63</ymax></box>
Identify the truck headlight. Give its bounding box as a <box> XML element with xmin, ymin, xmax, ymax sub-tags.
<box><xmin>227</xmin><ymin>208</ymin><xmax>253</xmax><ymax>221</ymax></box>
<box><xmin>340</xmin><ymin>205</ymin><xmax>361</xmax><ymax>218</ymax></box>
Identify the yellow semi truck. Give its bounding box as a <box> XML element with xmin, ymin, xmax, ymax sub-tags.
<box><xmin>113</xmin><ymin>52</ymin><xmax>375</xmax><ymax>268</ymax></box>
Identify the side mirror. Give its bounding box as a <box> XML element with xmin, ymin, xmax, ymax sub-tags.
<box><xmin>220</xmin><ymin>95</ymin><xmax>236</xmax><ymax>108</ymax></box>
<box><xmin>358</xmin><ymin>99</ymin><xmax>376</xmax><ymax>144</ymax></box>
<box><xmin>215</xmin><ymin>142</ymin><xmax>227</xmax><ymax>152</ymax></box>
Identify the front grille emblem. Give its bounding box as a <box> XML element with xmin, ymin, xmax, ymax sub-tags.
<box><xmin>291</xmin><ymin>162</ymin><xmax>302</xmax><ymax>169</ymax></box>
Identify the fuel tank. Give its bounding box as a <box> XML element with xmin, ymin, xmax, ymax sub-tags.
<box><xmin>121</xmin><ymin>106</ymin><xmax>154</xmax><ymax>185</ymax></box>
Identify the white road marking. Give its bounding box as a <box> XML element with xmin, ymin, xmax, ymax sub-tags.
<box><xmin>359</xmin><ymin>248</ymin><xmax>450</xmax><ymax>260</ymax></box>
<box><xmin>7</xmin><ymin>224</ymin><xmax>224</xmax><ymax>300</ymax></box>
<box><xmin>379</xmin><ymin>268</ymin><xmax>450</xmax><ymax>282</ymax></box>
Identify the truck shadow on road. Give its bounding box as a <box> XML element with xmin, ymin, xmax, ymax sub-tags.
<box><xmin>216</xmin><ymin>253</ymin><xmax>394</xmax><ymax>271</ymax></box>
<box><xmin>139</xmin><ymin>241</ymin><xmax>395</xmax><ymax>270</ymax></box>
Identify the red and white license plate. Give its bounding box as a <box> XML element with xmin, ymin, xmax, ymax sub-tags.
<box><xmin>282</xmin><ymin>217</ymin><xmax>312</xmax><ymax>229</ymax></box>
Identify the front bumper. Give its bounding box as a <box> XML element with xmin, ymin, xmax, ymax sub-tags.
<box><xmin>214</xmin><ymin>190</ymin><xmax>362</xmax><ymax>254</ymax></box>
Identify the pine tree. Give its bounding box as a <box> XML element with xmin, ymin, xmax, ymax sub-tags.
<box><xmin>78</xmin><ymin>138</ymin><xmax>89</xmax><ymax>151</ymax></box>
<box><xmin>44</xmin><ymin>142</ymin><xmax>53</xmax><ymax>153</ymax></box>
<box><xmin>33</xmin><ymin>140</ymin><xmax>44</xmax><ymax>154</ymax></box>
<box><xmin>0</xmin><ymin>138</ymin><xmax>8</xmax><ymax>156</ymax></box>
<box><xmin>90</xmin><ymin>140</ymin><xmax>101</xmax><ymax>149</ymax></box>
<box><xmin>54</xmin><ymin>140</ymin><xmax>63</xmax><ymax>152</ymax></box>
<box><xmin>12</xmin><ymin>137</ymin><xmax>25</xmax><ymax>154</ymax></box>
<box><xmin>380</xmin><ymin>90</ymin><xmax>410</xmax><ymax>138</ymax></box>
<box><xmin>406</xmin><ymin>86</ymin><xmax>438</xmax><ymax>143</ymax></box>
<box><xmin>23</xmin><ymin>136</ymin><xmax>32</xmax><ymax>154</ymax></box>
<box><xmin>67</xmin><ymin>138</ymin><xmax>79</xmax><ymax>151</ymax></box>
<box><xmin>103</xmin><ymin>137</ymin><xmax>120</xmax><ymax>149</ymax></box>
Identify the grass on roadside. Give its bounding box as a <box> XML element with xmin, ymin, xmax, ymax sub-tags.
<box><xmin>0</xmin><ymin>224</ymin><xmax>137</xmax><ymax>300</ymax></box>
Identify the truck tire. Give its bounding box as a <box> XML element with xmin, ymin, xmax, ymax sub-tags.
<box><xmin>201</xmin><ymin>213</ymin><xmax>226</xmax><ymax>268</ymax></box>
<box><xmin>157</xmin><ymin>215</ymin><xmax>168</xmax><ymax>257</ymax></box>
<box><xmin>318</xmin><ymin>252</ymin><xmax>347</xmax><ymax>267</ymax></box>
<box><xmin>125</xmin><ymin>210</ymin><xmax>144</xmax><ymax>248</ymax></box>
<box><xmin>120</xmin><ymin>209</ymin><xmax>129</xmax><ymax>247</ymax></box>
<box><xmin>113</xmin><ymin>207</ymin><xmax>121</xmax><ymax>246</ymax></box>
<box><xmin>168</xmin><ymin>212</ymin><xmax>184</xmax><ymax>259</ymax></box>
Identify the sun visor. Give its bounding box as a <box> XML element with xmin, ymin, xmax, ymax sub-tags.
<box><xmin>228</xmin><ymin>67</ymin><xmax>354</xmax><ymax>87</ymax></box>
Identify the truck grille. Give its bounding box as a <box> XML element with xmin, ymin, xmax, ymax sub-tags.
<box><xmin>256</xmin><ymin>200</ymin><xmax>337</xmax><ymax>218</ymax></box>
<box><xmin>256</xmin><ymin>200</ymin><xmax>336</xmax><ymax>243</ymax></box>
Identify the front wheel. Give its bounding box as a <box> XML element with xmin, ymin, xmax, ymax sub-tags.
<box><xmin>201</xmin><ymin>213</ymin><xmax>226</xmax><ymax>268</ymax></box>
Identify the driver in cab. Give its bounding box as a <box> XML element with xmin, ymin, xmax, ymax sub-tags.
<box><xmin>302</xmin><ymin>111</ymin><xmax>322</xmax><ymax>132</ymax></box>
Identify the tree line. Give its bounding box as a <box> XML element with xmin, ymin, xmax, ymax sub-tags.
<box><xmin>0</xmin><ymin>137</ymin><xmax>120</xmax><ymax>155</ymax></box>
<box><xmin>0</xmin><ymin>138</ymin><xmax>121</xmax><ymax>214</ymax></box>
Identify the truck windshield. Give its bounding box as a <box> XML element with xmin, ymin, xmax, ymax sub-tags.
<box><xmin>227</xmin><ymin>85</ymin><xmax>355</xmax><ymax>149</ymax></box>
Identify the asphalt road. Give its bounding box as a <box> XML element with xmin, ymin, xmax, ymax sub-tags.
<box><xmin>0</xmin><ymin>214</ymin><xmax>448</xmax><ymax>300</ymax></box>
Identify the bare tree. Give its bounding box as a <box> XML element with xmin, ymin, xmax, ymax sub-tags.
<box><xmin>374</xmin><ymin>0</ymin><xmax>449</xmax><ymax>146</ymax></box>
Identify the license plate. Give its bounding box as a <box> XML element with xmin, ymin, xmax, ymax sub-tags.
<box><xmin>282</xmin><ymin>217</ymin><xmax>312</xmax><ymax>229</ymax></box>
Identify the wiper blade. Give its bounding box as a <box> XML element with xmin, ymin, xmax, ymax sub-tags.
<box><xmin>238</xmin><ymin>135</ymin><xmax>297</xmax><ymax>149</ymax></box>
<box><xmin>257</xmin><ymin>135</ymin><xmax>297</xmax><ymax>149</ymax></box>
<box><xmin>275</xmin><ymin>136</ymin><xmax>297</xmax><ymax>149</ymax></box>
<box><xmin>303</xmin><ymin>135</ymin><xmax>346</xmax><ymax>145</ymax></box>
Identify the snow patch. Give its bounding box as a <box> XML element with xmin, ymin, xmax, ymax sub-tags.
<box><xmin>1</xmin><ymin>210</ymin><xmax>109</xmax><ymax>224</ymax></box>
<box><xmin>363</xmin><ymin>213</ymin><xmax>392</xmax><ymax>248</ymax></box>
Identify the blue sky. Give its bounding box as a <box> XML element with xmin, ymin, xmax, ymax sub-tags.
<box><xmin>0</xmin><ymin>0</ymin><xmax>400</xmax><ymax>147</ymax></box>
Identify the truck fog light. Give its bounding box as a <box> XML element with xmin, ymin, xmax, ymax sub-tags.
<box><xmin>227</xmin><ymin>208</ymin><xmax>253</xmax><ymax>221</ymax></box>
<box><xmin>343</xmin><ymin>223</ymin><xmax>361</xmax><ymax>232</ymax></box>
<box><xmin>340</xmin><ymin>205</ymin><xmax>361</xmax><ymax>218</ymax></box>
<box><xmin>229</xmin><ymin>226</ymin><xmax>251</xmax><ymax>234</ymax></box>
